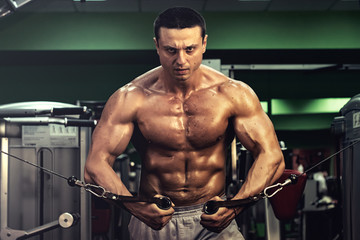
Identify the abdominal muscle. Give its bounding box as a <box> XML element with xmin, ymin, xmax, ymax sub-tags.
<box><xmin>138</xmin><ymin>143</ymin><xmax>227</xmax><ymax>206</ymax></box>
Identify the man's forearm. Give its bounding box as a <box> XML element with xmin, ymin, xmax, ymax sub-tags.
<box><xmin>84</xmin><ymin>161</ymin><xmax>132</xmax><ymax>197</ymax></box>
<box><xmin>235</xmin><ymin>150</ymin><xmax>284</xmax><ymax>200</ymax></box>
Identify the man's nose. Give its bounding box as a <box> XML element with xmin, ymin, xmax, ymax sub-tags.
<box><xmin>175</xmin><ymin>50</ymin><xmax>186</xmax><ymax>65</ymax></box>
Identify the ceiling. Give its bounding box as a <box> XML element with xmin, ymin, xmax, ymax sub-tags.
<box><xmin>13</xmin><ymin>0</ymin><xmax>360</xmax><ymax>13</ymax></box>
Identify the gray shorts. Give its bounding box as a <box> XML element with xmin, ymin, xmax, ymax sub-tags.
<box><xmin>128</xmin><ymin>202</ymin><xmax>245</xmax><ymax>240</ymax></box>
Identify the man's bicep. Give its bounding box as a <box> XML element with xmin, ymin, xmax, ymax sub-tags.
<box><xmin>91</xmin><ymin>120</ymin><xmax>134</xmax><ymax>165</ymax></box>
<box><xmin>234</xmin><ymin>109</ymin><xmax>277</xmax><ymax>154</ymax></box>
<box><xmin>89</xmin><ymin>86</ymin><xmax>139</xmax><ymax>164</ymax></box>
<box><xmin>228</xmin><ymin>80</ymin><xmax>275</xmax><ymax>151</ymax></box>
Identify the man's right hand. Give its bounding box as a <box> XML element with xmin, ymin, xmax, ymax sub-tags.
<box><xmin>124</xmin><ymin>195</ymin><xmax>175</xmax><ymax>230</ymax></box>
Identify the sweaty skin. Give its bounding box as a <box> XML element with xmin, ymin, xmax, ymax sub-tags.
<box><xmin>132</xmin><ymin>67</ymin><xmax>238</xmax><ymax>205</ymax></box>
<box><xmin>84</xmin><ymin>26</ymin><xmax>285</xmax><ymax>232</ymax></box>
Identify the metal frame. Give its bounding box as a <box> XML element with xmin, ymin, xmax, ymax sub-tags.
<box><xmin>264</xmin><ymin>198</ymin><xmax>280</xmax><ymax>240</ymax></box>
<box><xmin>1</xmin><ymin>137</ymin><xmax>9</xmax><ymax>230</ymax></box>
<box><xmin>220</xmin><ymin>63</ymin><xmax>360</xmax><ymax>77</ymax></box>
<box><xmin>0</xmin><ymin>126</ymin><xmax>92</xmax><ymax>240</ymax></box>
<box><xmin>1</xmin><ymin>212</ymin><xmax>78</xmax><ymax>240</ymax></box>
<box><xmin>80</xmin><ymin>126</ymin><xmax>92</xmax><ymax>240</ymax></box>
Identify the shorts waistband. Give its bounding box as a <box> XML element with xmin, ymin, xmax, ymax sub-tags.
<box><xmin>172</xmin><ymin>195</ymin><xmax>226</xmax><ymax>217</ymax></box>
<box><xmin>173</xmin><ymin>202</ymin><xmax>204</xmax><ymax>213</ymax></box>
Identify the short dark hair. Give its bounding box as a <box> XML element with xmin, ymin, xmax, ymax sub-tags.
<box><xmin>154</xmin><ymin>7</ymin><xmax>206</xmax><ymax>41</ymax></box>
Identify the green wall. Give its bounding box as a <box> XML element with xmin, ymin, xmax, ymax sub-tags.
<box><xmin>0</xmin><ymin>11</ymin><xmax>359</xmax><ymax>145</ymax></box>
<box><xmin>0</xmin><ymin>11</ymin><xmax>359</xmax><ymax>50</ymax></box>
<box><xmin>0</xmin><ymin>63</ymin><xmax>155</xmax><ymax>103</ymax></box>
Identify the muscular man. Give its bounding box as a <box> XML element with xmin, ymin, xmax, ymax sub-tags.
<box><xmin>85</xmin><ymin>7</ymin><xmax>284</xmax><ymax>239</ymax></box>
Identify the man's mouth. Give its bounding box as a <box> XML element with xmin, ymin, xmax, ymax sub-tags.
<box><xmin>174</xmin><ymin>68</ymin><xmax>189</xmax><ymax>75</ymax></box>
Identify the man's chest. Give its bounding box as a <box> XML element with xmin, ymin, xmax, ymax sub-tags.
<box><xmin>136</xmin><ymin>92</ymin><xmax>232</xmax><ymax>149</ymax></box>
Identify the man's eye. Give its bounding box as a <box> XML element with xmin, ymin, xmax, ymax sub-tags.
<box><xmin>186</xmin><ymin>47</ymin><xmax>195</xmax><ymax>52</ymax></box>
<box><xmin>167</xmin><ymin>48</ymin><xmax>176</xmax><ymax>53</ymax></box>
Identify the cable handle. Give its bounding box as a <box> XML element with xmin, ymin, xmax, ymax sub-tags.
<box><xmin>203</xmin><ymin>193</ymin><xmax>264</xmax><ymax>215</ymax></box>
<box><xmin>66</xmin><ymin>176</ymin><xmax>172</xmax><ymax>210</ymax></box>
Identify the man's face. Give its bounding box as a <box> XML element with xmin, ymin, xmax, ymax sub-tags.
<box><xmin>154</xmin><ymin>26</ymin><xmax>207</xmax><ymax>81</ymax></box>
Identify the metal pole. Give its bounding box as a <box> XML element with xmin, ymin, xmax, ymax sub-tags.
<box><xmin>1</xmin><ymin>137</ymin><xmax>9</xmax><ymax>229</ymax></box>
<box><xmin>80</xmin><ymin>127</ymin><xmax>92</xmax><ymax>240</ymax></box>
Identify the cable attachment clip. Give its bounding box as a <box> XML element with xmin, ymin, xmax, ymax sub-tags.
<box><xmin>67</xmin><ymin>176</ymin><xmax>85</xmax><ymax>187</ymax></box>
<box><xmin>263</xmin><ymin>174</ymin><xmax>299</xmax><ymax>198</ymax></box>
<box><xmin>84</xmin><ymin>184</ymin><xmax>112</xmax><ymax>199</ymax></box>
<box><xmin>67</xmin><ymin>176</ymin><xmax>113</xmax><ymax>199</ymax></box>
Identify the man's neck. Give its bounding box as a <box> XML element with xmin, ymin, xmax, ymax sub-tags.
<box><xmin>160</xmin><ymin>68</ymin><xmax>203</xmax><ymax>99</ymax></box>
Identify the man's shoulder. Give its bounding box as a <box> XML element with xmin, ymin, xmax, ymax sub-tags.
<box><xmin>113</xmin><ymin>67</ymin><xmax>161</xmax><ymax>97</ymax></box>
<box><xmin>203</xmin><ymin>70</ymin><xmax>261</xmax><ymax>113</ymax></box>
<box><xmin>201</xmin><ymin>65</ymin><xmax>249</xmax><ymax>91</ymax></box>
<box><xmin>215</xmin><ymin>77</ymin><xmax>252</xmax><ymax>97</ymax></box>
<box><xmin>132</xmin><ymin>66</ymin><xmax>162</xmax><ymax>90</ymax></box>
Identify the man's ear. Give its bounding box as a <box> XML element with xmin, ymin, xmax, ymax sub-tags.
<box><xmin>153</xmin><ymin>37</ymin><xmax>159</xmax><ymax>54</ymax></box>
<box><xmin>202</xmin><ymin>34</ymin><xmax>208</xmax><ymax>53</ymax></box>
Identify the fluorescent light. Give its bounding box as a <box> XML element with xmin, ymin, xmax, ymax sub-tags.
<box><xmin>7</xmin><ymin>0</ymin><xmax>33</xmax><ymax>8</ymax></box>
<box><xmin>0</xmin><ymin>0</ymin><xmax>33</xmax><ymax>18</ymax></box>
<box><xmin>260</xmin><ymin>101</ymin><xmax>268</xmax><ymax>113</ymax></box>
<box><xmin>0</xmin><ymin>0</ymin><xmax>12</xmax><ymax>17</ymax></box>
<box><xmin>271</xmin><ymin>98</ymin><xmax>351</xmax><ymax>115</ymax></box>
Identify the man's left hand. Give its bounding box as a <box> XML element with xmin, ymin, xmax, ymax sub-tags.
<box><xmin>200</xmin><ymin>196</ymin><xmax>238</xmax><ymax>233</ymax></box>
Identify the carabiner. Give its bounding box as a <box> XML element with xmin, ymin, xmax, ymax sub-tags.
<box><xmin>263</xmin><ymin>178</ymin><xmax>292</xmax><ymax>198</ymax></box>
<box><xmin>84</xmin><ymin>183</ymin><xmax>110</xmax><ymax>198</ymax></box>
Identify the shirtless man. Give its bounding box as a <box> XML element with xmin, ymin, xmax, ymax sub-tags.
<box><xmin>84</xmin><ymin>7</ymin><xmax>284</xmax><ymax>239</ymax></box>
